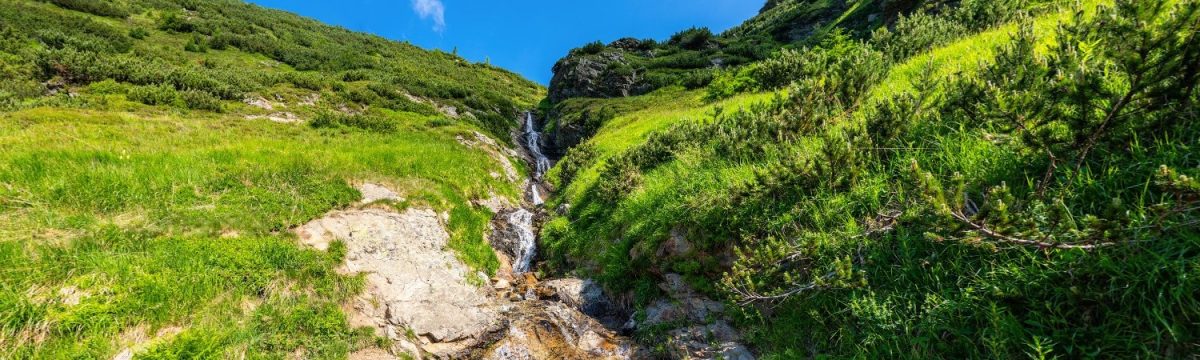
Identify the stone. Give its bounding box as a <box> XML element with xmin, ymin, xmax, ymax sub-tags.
<box><xmin>473</xmin><ymin>194</ymin><xmax>513</xmax><ymax>214</ymax></box>
<box><xmin>539</xmin><ymin>278</ymin><xmax>608</xmax><ymax>316</ymax></box>
<box><xmin>656</xmin><ymin>227</ymin><xmax>694</xmax><ymax>258</ymax></box>
<box><xmin>111</xmin><ymin>349</ymin><xmax>133</xmax><ymax>360</ymax></box>
<box><xmin>357</xmin><ymin>183</ymin><xmax>404</xmax><ymax>204</ymax></box>
<box><xmin>625</xmin><ymin>273</ymin><xmax>754</xmax><ymax>359</ymax></box>
<box><xmin>295</xmin><ymin>203</ymin><xmax>502</xmax><ymax>358</ymax></box>
<box><xmin>482</xmin><ymin>302</ymin><xmax>646</xmax><ymax>360</ymax></box>
<box><xmin>667</xmin><ymin>321</ymin><xmax>756</xmax><ymax>360</ymax></box>
<box><xmin>243</xmin><ymin>96</ymin><xmax>274</xmax><ymax>110</ymax></box>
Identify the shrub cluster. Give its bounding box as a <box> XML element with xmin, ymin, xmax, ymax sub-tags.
<box><xmin>309</xmin><ymin>112</ymin><xmax>398</xmax><ymax>133</ymax></box>
<box><xmin>548</xmin><ymin>0</ymin><xmax>1200</xmax><ymax>357</ymax></box>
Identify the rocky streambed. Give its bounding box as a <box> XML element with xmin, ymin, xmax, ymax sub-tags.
<box><xmin>293</xmin><ymin>115</ymin><xmax>753</xmax><ymax>359</ymax></box>
<box><xmin>294</xmin><ymin>181</ymin><xmax>643</xmax><ymax>359</ymax></box>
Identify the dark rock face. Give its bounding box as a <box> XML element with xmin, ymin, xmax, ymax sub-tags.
<box><xmin>547</xmin><ymin>50</ymin><xmax>652</xmax><ymax>103</ymax></box>
<box><xmin>546</xmin><ymin>112</ymin><xmax>603</xmax><ymax>157</ymax></box>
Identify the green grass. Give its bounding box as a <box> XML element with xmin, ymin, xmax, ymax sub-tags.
<box><xmin>866</xmin><ymin>0</ymin><xmax>1107</xmax><ymax>104</ymax></box>
<box><xmin>551</xmin><ymin>89</ymin><xmax>781</xmax><ymax>205</ymax></box>
<box><xmin>0</xmin><ymin>105</ymin><xmax>523</xmax><ymax>358</ymax></box>
<box><xmin>0</xmin><ymin>0</ymin><xmax>544</xmax><ymax>137</ymax></box>
<box><xmin>0</xmin><ymin>1</ymin><xmax>545</xmax><ymax>357</ymax></box>
<box><xmin>539</xmin><ymin>0</ymin><xmax>1200</xmax><ymax>357</ymax></box>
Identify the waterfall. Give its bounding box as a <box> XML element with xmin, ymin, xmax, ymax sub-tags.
<box><xmin>508</xmin><ymin>208</ymin><xmax>537</xmax><ymax>273</ymax></box>
<box><xmin>504</xmin><ymin>111</ymin><xmax>548</xmax><ymax>273</ymax></box>
<box><xmin>524</xmin><ymin>112</ymin><xmax>551</xmax><ymax>182</ymax></box>
<box><xmin>530</xmin><ymin>184</ymin><xmax>544</xmax><ymax>206</ymax></box>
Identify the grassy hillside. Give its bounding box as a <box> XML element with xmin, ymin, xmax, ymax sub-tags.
<box><xmin>0</xmin><ymin>0</ymin><xmax>540</xmax><ymax>358</ymax></box>
<box><xmin>0</xmin><ymin>0</ymin><xmax>543</xmax><ymax>136</ymax></box>
<box><xmin>541</xmin><ymin>0</ymin><xmax>1200</xmax><ymax>357</ymax></box>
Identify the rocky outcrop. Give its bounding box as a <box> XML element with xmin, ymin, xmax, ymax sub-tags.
<box><xmin>547</xmin><ymin>50</ymin><xmax>652</xmax><ymax>103</ymax></box>
<box><xmin>296</xmin><ymin>183</ymin><xmax>646</xmax><ymax>359</ymax></box>
<box><xmin>296</xmin><ymin>194</ymin><xmax>503</xmax><ymax>358</ymax></box>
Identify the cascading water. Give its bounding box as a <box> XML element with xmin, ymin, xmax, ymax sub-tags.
<box><xmin>507</xmin><ymin>208</ymin><xmax>538</xmax><ymax>273</ymax></box>
<box><xmin>503</xmin><ymin>111</ymin><xmax>549</xmax><ymax>273</ymax></box>
<box><xmin>523</xmin><ymin>112</ymin><xmax>551</xmax><ymax>206</ymax></box>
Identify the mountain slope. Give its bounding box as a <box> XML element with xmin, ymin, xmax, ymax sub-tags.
<box><xmin>0</xmin><ymin>0</ymin><xmax>543</xmax><ymax>135</ymax></box>
<box><xmin>0</xmin><ymin>0</ymin><xmax>544</xmax><ymax>358</ymax></box>
<box><xmin>539</xmin><ymin>0</ymin><xmax>1200</xmax><ymax>358</ymax></box>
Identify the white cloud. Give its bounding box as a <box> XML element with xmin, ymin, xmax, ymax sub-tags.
<box><xmin>411</xmin><ymin>0</ymin><xmax>445</xmax><ymax>32</ymax></box>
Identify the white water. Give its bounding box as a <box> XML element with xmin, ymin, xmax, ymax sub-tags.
<box><xmin>507</xmin><ymin>112</ymin><xmax>550</xmax><ymax>273</ymax></box>
<box><xmin>508</xmin><ymin>208</ymin><xmax>538</xmax><ymax>273</ymax></box>
<box><xmin>524</xmin><ymin>112</ymin><xmax>551</xmax><ymax>181</ymax></box>
<box><xmin>530</xmin><ymin>185</ymin><xmax>544</xmax><ymax>206</ymax></box>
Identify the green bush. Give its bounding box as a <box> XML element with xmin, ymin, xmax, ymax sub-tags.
<box><xmin>128</xmin><ymin>28</ymin><xmax>149</xmax><ymax>40</ymax></box>
<box><xmin>573</xmin><ymin>41</ymin><xmax>606</xmax><ymax>56</ymax></box>
<box><xmin>40</xmin><ymin>0</ymin><xmax>131</xmax><ymax>18</ymax></box>
<box><xmin>158</xmin><ymin>13</ymin><xmax>196</xmax><ymax>33</ymax></box>
<box><xmin>284</xmin><ymin>72</ymin><xmax>327</xmax><ymax>91</ymax></box>
<box><xmin>753</xmin><ymin>33</ymin><xmax>887</xmax><ymax>99</ymax></box>
<box><xmin>183</xmin><ymin>34</ymin><xmax>206</xmax><ymax>53</ymax></box>
<box><xmin>86</xmin><ymin>79</ymin><xmax>127</xmax><ymax>95</ymax></box>
<box><xmin>340</xmin><ymin>70</ymin><xmax>370</xmax><ymax>82</ymax></box>
<box><xmin>310</xmin><ymin>112</ymin><xmax>398</xmax><ymax>133</ymax></box>
<box><xmin>668</xmin><ymin>27</ymin><xmax>716</xmax><ymax>51</ymax></box>
<box><xmin>705</xmin><ymin>67</ymin><xmax>758</xmax><ymax>101</ymax></box>
<box><xmin>208</xmin><ymin>33</ymin><xmax>231</xmax><ymax>50</ymax></box>
<box><xmin>180</xmin><ymin>89</ymin><xmax>222</xmax><ymax>112</ymax></box>
<box><xmin>128</xmin><ymin>83</ymin><xmax>178</xmax><ymax>106</ymax></box>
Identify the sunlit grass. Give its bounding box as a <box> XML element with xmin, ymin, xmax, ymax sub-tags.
<box><xmin>0</xmin><ymin>106</ymin><xmax>520</xmax><ymax>358</ymax></box>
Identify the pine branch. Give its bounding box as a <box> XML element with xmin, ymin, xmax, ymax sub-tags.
<box><xmin>732</xmin><ymin>271</ymin><xmax>836</xmax><ymax>307</ymax></box>
<box><xmin>949</xmin><ymin>210</ymin><xmax>1118</xmax><ymax>250</ymax></box>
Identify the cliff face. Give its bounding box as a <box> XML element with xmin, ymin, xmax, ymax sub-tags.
<box><xmin>547</xmin><ymin>49</ymin><xmax>652</xmax><ymax>103</ymax></box>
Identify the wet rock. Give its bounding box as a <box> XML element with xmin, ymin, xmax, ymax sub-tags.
<box><xmin>539</xmin><ymin>278</ymin><xmax>628</xmax><ymax>330</ymax></box>
<box><xmin>641</xmin><ymin>297</ymin><xmax>725</xmax><ymax>328</ymax></box>
<box><xmin>473</xmin><ymin>194</ymin><xmax>514</xmax><ymax>214</ymax></box>
<box><xmin>483</xmin><ymin>301</ymin><xmax>646</xmax><ymax>360</ymax></box>
<box><xmin>490</xmin><ymin>208</ymin><xmax>538</xmax><ymax>274</ymax></box>
<box><xmin>493</xmin><ymin>278</ymin><xmax>512</xmax><ymax>290</ymax></box>
<box><xmin>493</xmin><ymin>249</ymin><xmax>516</xmax><ymax>283</ymax></box>
<box><xmin>539</xmin><ymin>279</ymin><xmax>606</xmax><ymax>313</ymax></box>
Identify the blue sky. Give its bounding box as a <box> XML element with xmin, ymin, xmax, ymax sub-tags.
<box><xmin>244</xmin><ymin>0</ymin><xmax>763</xmax><ymax>84</ymax></box>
